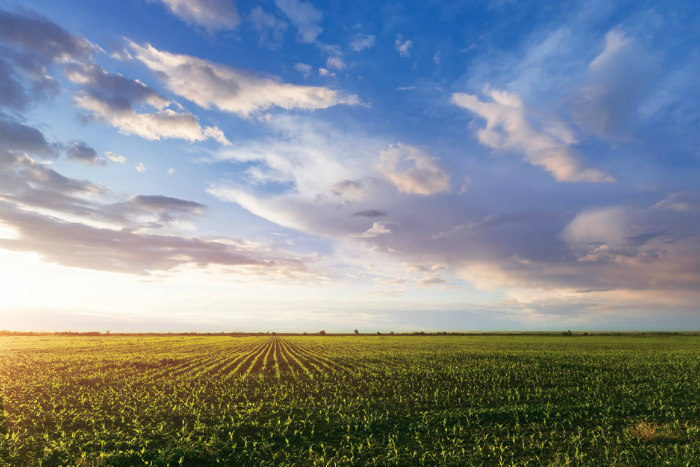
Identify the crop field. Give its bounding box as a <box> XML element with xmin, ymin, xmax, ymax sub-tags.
<box><xmin>0</xmin><ymin>334</ymin><xmax>698</xmax><ymax>467</ymax></box>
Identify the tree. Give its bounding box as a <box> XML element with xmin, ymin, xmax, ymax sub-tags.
<box><xmin>319</xmin><ymin>330</ymin><xmax>326</xmax><ymax>335</ymax></box>
<box><xmin>354</xmin><ymin>329</ymin><xmax>359</xmax><ymax>335</ymax></box>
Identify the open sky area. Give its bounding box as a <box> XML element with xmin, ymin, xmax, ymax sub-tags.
<box><xmin>0</xmin><ymin>0</ymin><xmax>698</xmax><ymax>332</ymax></box>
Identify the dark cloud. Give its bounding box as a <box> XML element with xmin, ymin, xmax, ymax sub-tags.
<box><xmin>353</xmin><ymin>210</ymin><xmax>387</xmax><ymax>218</ymax></box>
<box><xmin>66</xmin><ymin>140</ymin><xmax>104</xmax><ymax>165</ymax></box>
<box><xmin>128</xmin><ymin>195</ymin><xmax>206</xmax><ymax>214</ymax></box>
<box><xmin>64</xmin><ymin>63</ymin><xmax>169</xmax><ymax>113</ymax></box>
<box><xmin>0</xmin><ymin>57</ymin><xmax>30</xmax><ymax>110</ymax></box>
<box><xmin>0</xmin><ymin>8</ymin><xmax>89</xmax><ymax>111</ymax></box>
<box><xmin>0</xmin><ymin>116</ymin><xmax>58</xmax><ymax>159</ymax></box>
<box><xmin>0</xmin><ymin>202</ymin><xmax>304</xmax><ymax>274</ymax></box>
<box><xmin>0</xmin><ymin>9</ymin><xmax>92</xmax><ymax>62</ymax></box>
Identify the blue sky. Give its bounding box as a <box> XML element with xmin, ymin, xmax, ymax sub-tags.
<box><xmin>0</xmin><ymin>0</ymin><xmax>698</xmax><ymax>332</ymax></box>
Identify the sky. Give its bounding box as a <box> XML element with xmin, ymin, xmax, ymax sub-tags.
<box><xmin>0</xmin><ymin>0</ymin><xmax>698</xmax><ymax>332</ymax></box>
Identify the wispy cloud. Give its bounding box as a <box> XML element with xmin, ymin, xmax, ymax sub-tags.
<box><xmin>452</xmin><ymin>89</ymin><xmax>613</xmax><ymax>182</ymax></box>
<box><xmin>129</xmin><ymin>41</ymin><xmax>360</xmax><ymax>117</ymax></box>
<box><xmin>155</xmin><ymin>0</ymin><xmax>240</xmax><ymax>32</ymax></box>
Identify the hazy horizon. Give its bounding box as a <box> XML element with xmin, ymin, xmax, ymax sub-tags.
<box><xmin>0</xmin><ymin>0</ymin><xmax>698</xmax><ymax>332</ymax></box>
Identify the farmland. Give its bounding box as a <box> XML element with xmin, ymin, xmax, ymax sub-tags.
<box><xmin>0</xmin><ymin>334</ymin><xmax>698</xmax><ymax>467</ymax></box>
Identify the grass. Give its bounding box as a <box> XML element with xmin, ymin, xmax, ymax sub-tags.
<box><xmin>0</xmin><ymin>334</ymin><xmax>698</xmax><ymax>466</ymax></box>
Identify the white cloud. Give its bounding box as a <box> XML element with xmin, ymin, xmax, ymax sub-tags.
<box><xmin>347</xmin><ymin>221</ymin><xmax>394</xmax><ymax>238</ymax></box>
<box><xmin>274</xmin><ymin>0</ymin><xmax>322</xmax><ymax>43</ymax></box>
<box><xmin>318</xmin><ymin>67</ymin><xmax>335</xmax><ymax>78</ymax></box>
<box><xmin>326</xmin><ymin>56</ymin><xmax>346</xmax><ymax>71</ymax></box>
<box><xmin>452</xmin><ymin>89</ymin><xmax>613</xmax><ymax>183</ymax></box>
<box><xmin>129</xmin><ymin>42</ymin><xmax>359</xmax><ymax>117</ymax></box>
<box><xmin>350</xmin><ymin>33</ymin><xmax>375</xmax><ymax>52</ymax></box>
<box><xmin>156</xmin><ymin>0</ymin><xmax>240</xmax><ymax>32</ymax></box>
<box><xmin>66</xmin><ymin>62</ymin><xmax>229</xmax><ymax>144</ymax></box>
<box><xmin>75</xmin><ymin>93</ymin><xmax>229</xmax><ymax>143</ymax></box>
<box><xmin>167</xmin><ymin>168</ymin><xmax>175</xmax><ymax>175</ymax></box>
<box><xmin>135</xmin><ymin>162</ymin><xmax>146</xmax><ymax>173</ymax></box>
<box><xmin>294</xmin><ymin>62</ymin><xmax>312</xmax><ymax>78</ymax></box>
<box><xmin>561</xmin><ymin>207</ymin><xmax>626</xmax><ymax>249</ymax></box>
<box><xmin>377</xmin><ymin>144</ymin><xmax>450</xmax><ymax>195</ymax></box>
<box><xmin>395</xmin><ymin>38</ymin><xmax>412</xmax><ymax>58</ymax></box>
<box><xmin>105</xmin><ymin>152</ymin><xmax>127</xmax><ymax>163</ymax></box>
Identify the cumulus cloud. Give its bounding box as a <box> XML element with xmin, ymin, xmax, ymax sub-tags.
<box><xmin>377</xmin><ymin>144</ymin><xmax>450</xmax><ymax>195</ymax></box>
<box><xmin>394</xmin><ymin>37</ymin><xmax>412</xmax><ymax>58</ymax></box>
<box><xmin>452</xmin><ymin>89</ymin><xmax>613</xmax><ymax>183</ymax></box>
<box><xmin>274</xmin><ymin>0</ymin><xmax>322</xmax><ymax>43</ymax></box>
<box><xmin>66</xmin><ymin>62</ymin><xmax>229</xmax><ymax>143</ymax></box>
<box><xmin>155</xmin><ymin>0</ymin><xmax>240</xmax><ymax>32</ymax></box>
<box><xmin>135</xmin><ymin>162</ymin><xmax>146</xmax><ymax>173</ymax></box>
<box><xmin>66</xmin><ymin>140</ymin><xmax>105</xmax><ymax>165</ymax></box>
<box><xmin>326</xmin><ymin>56</ymin><xmax>346</xmax><ymax>71</ymax></box>
<box><xmin>129</xmin><ymin>41</ymin><xmax>359</xmax><ymax>117</ymax></box>
<box><xmin>350</xmin><ymin>33</ymin><xmax>375</xmax><ymax>52</ymax></box>
<box><xmin>347</xmin><ymin>221</ymin><xmax>394</xmax><ymax>238</ymax></box>
<box><xmin>249</xmin><ymin>6</ymin><xmax>287</xmax><ymax>49</ymax></box>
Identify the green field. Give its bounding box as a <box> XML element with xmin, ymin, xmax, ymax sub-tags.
<box><xmin>1</xmin><ymin>334</ymin><xmax>698</xmax><ymax>467</ymax></box>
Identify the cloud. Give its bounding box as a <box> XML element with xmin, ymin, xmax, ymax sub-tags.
<box><xmin>105</xmin><ymin>151</ymin><xmax>126</xmax><ymax>163</ymax></box>
<box><xmin>155</xmin><ymin>0</ymin><xmax>240</xmax><ymax>32</ymax></box>
<box><xmin>0</xmin><ymin>202</ymin><xmax>306</xmax><ymax>274</ymax></box>
<box><xmin>350</xmin><ymin>33</ymin><xmax>375</xmax><ymax>52</ymax></box>
<box><xmin>212</xmin><ymin>115</ymin><xmax>377</xmax><ymax>198</ymax></box>
<box><xmin>66</xmin><ymin>141</ymin><xmax>105</xmax><ymax>165</ymax></box>
<box><xmin>574</xmin><ymin>29</ymin><xmax>660</xmax><ymax>138</ymax></box>
<box><xmin>416</xmin><ymin>276</ymin><xmax>446</xmax><ymax>287</ymax></box>
<box><xmin>377</xmin><ymin>144</ymin><xmax>450</xmax><ymax>195</ymax></box>
<box><xmin>394</xmin><ymin>37</ymin><xmax>412</xmax><ymax>58</ymax></box>
<box><xmin>66</xmin><ymin>62</ymin><xmax>229</xmax><ymax>143</ymax></box>
<box><xmin>249</xmin><ymin>6</ymin><xmax>287</xmax><ymax>49</ymax></box>
<box><xmin>125</xmin><ymin>195</ymin><xmax>205</xmax><ymax>218</ymax></box>
<box><xmin>561</xmin><ymin>207</ymin><xmax>626</xmax><ymax>250</ymax></box>
<box><xmin>330</xmin><ymin>180</ymin><xmax>366</xmax><ymax>202</ymax></box>
<box><xmin>318</xmin><ymin>67</ymin><xmax>335</xmax><ymax>78</ymax></box>
<box><xmin>326</xmin><ymin>56</ymin><xmax>345</xmax><ymax>71</ymax></box>
<box><xmin>135</xmin><ymin>162</ymin><xmax>146</xmax><ymax>173</ymax></box>
<box><xmin>0</xmin><ymin>9</ymin><xmax>94</xmax><ymax>112</ymax></box>
<box><xmin>452</xmin><ymin>89</ymin><xmax>613</xmax><ymax>183</ymax></box>
<box><xmin>652</xmin><ymin>193</ymin><xmax>697</xmax><ymax>212</ymax></box>
<box><xmin>129</xmin><ymin>42</ymin><xmax>359</xmax><ymax>117</ymax></box>
<box><xmin>0</xmin><ymin>116</ymin><xmax>58</xmax><ymax>159</ymax></box>
<box><xmin>294</xmin><ymin>62</ymin><xmax>312</xmax><ymax>78</ymax></box>
<box><xmin>353</xmin><ymin>210</ymin><xmax>386</xmax><ymax>218</ymax></box>
<box><xmin>0</xmin><ymin>9</ymin><xmax>93</xmax><ymax>62</ymax></box>
<box><xmin>1</xmin><ymin>133</ymin><xmax>309</xmax><ymax>276</ymax></box>
<box><xmin>64</xmin><ymin>62</ymin><xmax>169</xmax><ymax>110</ymax></box>
<box><xmin>347</xmin><ymin>221</ymin><xmax>394</xmax><ymax>239</ymax></box>
<box><xmin>273</xmin><ymin>0</ymin><xmax>322</xmax><ymax>43</ymax></box>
